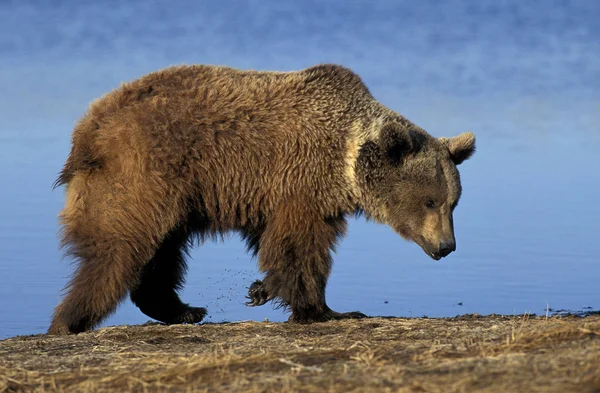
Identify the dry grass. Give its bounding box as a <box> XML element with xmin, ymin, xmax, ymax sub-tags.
<box><xmin>1</xmin><ymin>314</ymin><xmax>599</xmax><ymax>392</ymax></box>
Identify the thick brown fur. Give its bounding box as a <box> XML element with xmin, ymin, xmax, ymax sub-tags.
<box><xmin>49</xmin><ymin>64</ymin><xmax>475</xmax><ymax>335</ymax></box>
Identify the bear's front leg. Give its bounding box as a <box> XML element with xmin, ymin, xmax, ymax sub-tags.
<box><xmin>256</xmin><ymin>201</ymin><xmax>366</xmax><ymax>323</ymax></box>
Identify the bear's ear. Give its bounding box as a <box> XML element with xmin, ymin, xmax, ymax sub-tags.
<box><xmin>440</xmin><ymin>132</ymin><xmax>476</xmax><ymax>165</ymax></box>
<box><xmin>379</xmin><ymin>123</ymin><xmax>414</xmax><ymax>164</ymax></box>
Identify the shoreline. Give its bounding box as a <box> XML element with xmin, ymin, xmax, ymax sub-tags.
<box><xmin>1</xmin><ymin>314</ymin><xmax>599</xmax><ymax>392</ymax></box>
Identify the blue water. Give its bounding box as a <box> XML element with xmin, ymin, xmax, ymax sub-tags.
<box><xmin>1</xmin><ymin>0</ymin><xmax>599</xmax><ymax>339</ymax></box>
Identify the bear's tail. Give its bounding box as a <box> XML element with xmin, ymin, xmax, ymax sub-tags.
<box><xmin>53</xmin><ymin>120</ymin><xmax>103</xmax><ymax>189</ymax></box>
<box><xmin>52</xmin><ymin>155</ymin><xmax>77</xmax><ymax>189</ymax></box>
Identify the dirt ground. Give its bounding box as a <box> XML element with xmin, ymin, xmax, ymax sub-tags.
<box><xmin>1</xmin><ymin>314</ymin><xmax>599</xmax><ymax>393</ymax></box>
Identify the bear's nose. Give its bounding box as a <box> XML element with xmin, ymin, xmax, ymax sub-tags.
<box><xmin>438</xmin><ymin>241</ymin><xmax>456</xmax><ymax>257</ymax></box>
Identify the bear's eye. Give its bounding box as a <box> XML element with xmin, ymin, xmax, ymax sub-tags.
<box><xmin>425</xmin><ymin>199</ymin><xmax>436</xmax><ymax>209</ymax></box>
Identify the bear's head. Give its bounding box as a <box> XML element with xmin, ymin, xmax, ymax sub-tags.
<box><xmin>356</xmin><ymin>123</ymin><xmax>476</xmax><ymax>260</ymax></box>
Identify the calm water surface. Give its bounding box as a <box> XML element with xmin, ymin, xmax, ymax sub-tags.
<box><xmin>1</xmin><ymin>0</ymin><xmax>599</xmax><ymax>338</ymax></box>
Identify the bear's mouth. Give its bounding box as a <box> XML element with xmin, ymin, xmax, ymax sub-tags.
<box><xmin>396</xmin><ymin>227</ymin><xmax>445</xmax><ymax>261</ymax></box>
<box><xmin>427</xmin><ymin>251</ymin><xmax>443</xmax><ymax>261</ymax></box>
<box><xmin>413</xmin><ymin>237</ymin><xmax>444</xmax><ymax>261</ymax></box>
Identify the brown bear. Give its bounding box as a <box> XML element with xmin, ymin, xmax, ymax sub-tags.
<box><xmin>48</xmin><ymin>64</ymin><xmax>475</xmax><ymax>335</ymax></box>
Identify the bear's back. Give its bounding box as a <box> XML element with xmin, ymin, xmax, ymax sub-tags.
<box><xmin>69</xmin><ymin>64</ymin><xmax>376</xmax><ymax>224</ymax></box>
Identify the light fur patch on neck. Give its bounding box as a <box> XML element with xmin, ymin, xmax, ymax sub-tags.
<box><xmin>344</xmin><ymin>117</ymin><xmax>384</xmax><ymax>201</ymax></box>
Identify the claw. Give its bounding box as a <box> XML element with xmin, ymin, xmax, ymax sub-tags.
<box><xmin>246</xmin><ymin>280</ymin><xmax>270</xmax><ymax>307</ymax></box>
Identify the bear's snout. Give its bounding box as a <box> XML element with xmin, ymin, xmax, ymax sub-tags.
<box><xmin>437</xmin><ymin>240</ymin><xmax>456</xmax><ymax>258</ymax></box>
<box><xmin>427</xmin><ymin>240</ymin><xmax>456</xmax><ymax>260</ymax></box>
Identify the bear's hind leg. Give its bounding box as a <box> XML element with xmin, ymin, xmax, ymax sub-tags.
<box><xmin>48</xmin><ymin>183</ymin><xmax>163</xmax><ymax>334</ymax></box>
<box><xmin>130</xmin><ymin>225</ymin><xmax>206</xmax><ymax>324</ymax></box>
<box><xmin>48</xmin><ymin>171</ymin><xmax>192</xmax><ymax>335</ymax></box>
<box><xmin>48</xmin><ymin>236</ymin><xmax>149</xmax><ymax>335</ymax></box>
